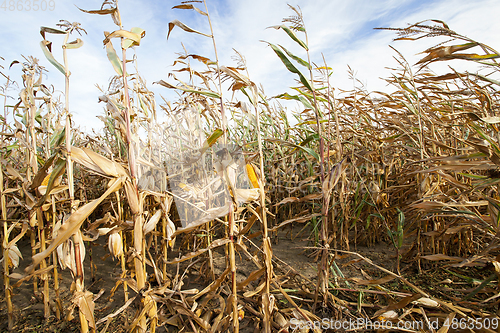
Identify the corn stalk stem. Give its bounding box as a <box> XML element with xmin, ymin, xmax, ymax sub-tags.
<box><xmin>301</xmin><ymin>21</ymin><xmax>329</xmax><ymax>310</ymax></box>
<box><xmin>1</xmin><ymin>160</ymin><xmax>12</xmax><ymax>330</ymax></box>
<box><xmin>116</xmin><ymin>192</ymin><xmax>128</xmax><ymax>302</ymax></box>
<box><xmin>51</xmin><ymin>196</ymin><xmax>62</xmax><ymax>319</ymax></box>
<box><xmin>227</xmin><ymin>202</ymin><xmax>239</xmax><ymax>332</ymax></box>
<box><xmin>25</xmin><ymin>64</ymin><xmax>39</xmax><ymax>299</ymax></box>
<box><xmin>62</xmin><ymin>27</ymin><xmax>89</xmax><ymax>332</ymax></box>
<box><xmin>252</xmin><ymin>87</ymin><xmax>272</xmax><ymax>333</ymax></box>
<box><xmin>203</xmin><ymin>1</ymin><xmax>238</xmax><ymax>331</ymax></box>
<box><xmin>120</xmin><ymin>32</ymin><xmax>146</xmax><ymax>332</ymax></box>
<box><xmin>37</xmin><ymin>208</ymin><xmax>50</xmax><ymax>318</ymax></box>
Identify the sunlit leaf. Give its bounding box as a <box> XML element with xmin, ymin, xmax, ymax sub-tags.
<box><xmin>268</xmin><ymin>25</ymin><xmax>308</xmax><ymax>50</ymax></box>
<box><xmin>264</xmin><ymin>42</ymin><xmax>313</xmax><ymax>92</ymax></box>
<box><xmin>278</xmin><ymin>44</ymin><xmax>310</xmax><ymax>69</ymax></box>
<box><xmin>105</xmin><ymin>39</ymin><xmax>123</xmax><ymax>75</ymax></box>
<box><xmin>64</xmin><ymin>38</ymin><xmax>84</xmax><ymax>49</ymax></box>
<box><xmin>172</xmin><ymin>4</ymin><xmax>208</xmax><ymax>16</ymax></box>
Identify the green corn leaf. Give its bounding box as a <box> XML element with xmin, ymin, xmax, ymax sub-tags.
<box><xmin>275</xmin><ymin>92</ymin><xmax>314</xmax><ymax>110</ymax></box>
<box><xmin>397</xmin><ymin>208</ymin><xmax>405</xmax><ymax>249</ymax></box>
<box><xmin>40</xmin><ymin>40</ymin><xmax>66</xmax><ymax>75</ymax></box>
<box><xmin>295</xmin><ymin>119</ymin><xmax>330</xmax><ymax>126</ymax></box>
<box><xmin>269</xmin><ymin>25</ymin><xmax>308</xmax><ymax>50</ymax></box>
<box><xmin>470</xmin><ymin>123</ymin><xmax>500</xmax><ymax>156</ymax></box>
<box><xmin>473</xmin><ymin>73</ymin><xmax>500</xmax><ymax>86</ymax></box>
<box><xmin>50</xmin><ymin>127</ymin><xmax>66</xmax><ymax>148</ymax></box>
<box><xmin>105</xmin><ymin>40</ymin><xmax>123</xmax><ymax>75</ymax></box>
<box><xmin>275</xmin><ymin>92</ymin><xmax>300</xmax><ymax>101</ymax></box>
<box><xmin>452</xmin><ymin>53</ymin><xmax>500</xmax><ymax>61</ymax></box>
<box><xmin>265</xmin><ymin>42</ymin><xmax>313</xmax><ymax>92</ymax></box>
<box><xmin>278</xmin><ymin>44</ymin><xmax>310</xmax><ymax>69</ymax></box>
<box><xmin>266</xmin><ymin>138</ymin><xmax>319</xmax><ymax>161</ymax></box>
<box><xmin>462</xmin><ymin>273</ymin><xmax>497</xmax><ymax>301</ymax></box>
<box><xmin>300</xmin><ymin>134</ymin><xmax>319</xmax><ymax>146</ymax></box>
<box><xmin>240</xmin><ymin>87</ymin><xmax>255</xmax><ymax>105</ymax></box>
<box><xmin>291</xmin><ymin>87</ymin><xmax>328</xmax><ymax>103</ymax></box>
<box><xmin>458</xmin><ymin>173</ymin><xmax>487</xmax><ymax>179</ymax></box>
<box><xmin>204</xmin><ymin>128</ymin><xmax>223</xmax><ymax>149</ymax></box>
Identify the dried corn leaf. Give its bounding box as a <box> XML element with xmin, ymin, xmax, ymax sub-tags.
<box><xmin>193</xmin><ymin>267</ymin><xmax>230</xmax><ymax>300</ymax></box>
<box><xmin>351</xmin><ymin>275</ymin><xmax>396</xmax><ymax>286</ymax></box>
<box><xmin>167</xmin><ymin>19</ymin><xmax>212</xmax><ymax>39</ymax></box>
<box><xmin>237</xmin><ymin>268</ymin><xmax>265</xmax><ymax>291</ymax></box>
<box><xmin>26</xmin><ymin>177</ymin><xmax>124</xmax><ymax>272</ymax></box>
<box><xmin>172</xmin><ymin>204</ymin><xmax>230</xmax><ymax>236</ymax></box>
<box><xmin>2</xmin><ymin>244</ymin><xmax>22</xmax><ymax>268</ymax></box>
<box><xmin>72</xmin><ymin>290</ymin><xmax>95</xmax><ymax>329</ymax></box>
<box><xmin>269</xmin><ymin>213</ymin><xmax>321</xmax><ymax>232</ymax></box>
<box><xmin>71</xmin><ymin>146</ymin><xmax>128</xmax><ymax>178</ymax></box>
<box><xmin>166</xmin><ymin>239</ymin><xmax>230</xmax><ymax>264</ymax></box>
<box><xmin>274</xmin><ymin>193</ymin><xmax>322</xmax><ymax>206</ymax></box>
<box><xmin>421</xmin><ymin>254</ymin><xmax>463</xmax><ymax>262</ymax></box>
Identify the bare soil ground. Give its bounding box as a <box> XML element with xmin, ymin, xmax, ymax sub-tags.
<box><xmin>0</xmin><ymin>224</ymin><xmax>485</xmax><ymax>332</ymax></box>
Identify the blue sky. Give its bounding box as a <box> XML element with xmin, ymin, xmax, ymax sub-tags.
<box><xmin>1</xmin><ymin>0</ymin><xmax>499</xmax><ymax>132</ymax></box>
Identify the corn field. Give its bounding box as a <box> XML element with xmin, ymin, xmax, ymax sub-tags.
<box><xmin>1</xmin><ymin>1</ymin><xmax>500</xmax><ymax>332</ymax></box>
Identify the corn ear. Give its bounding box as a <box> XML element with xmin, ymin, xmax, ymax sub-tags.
<box><xmin>108</xmin><ymin>232</ymin><xmax>123</xmax><ymax>258</ymax></box>
<box><xmin>143</xmin><ymin>209</ymin><xmax>161</xmax><ymax>235</ymax></box>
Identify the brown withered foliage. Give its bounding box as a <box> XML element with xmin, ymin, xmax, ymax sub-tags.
<box><xmin>1</xmin><ymin>3</ymin><xmax>500</xmax><ymax>333</ymax></box>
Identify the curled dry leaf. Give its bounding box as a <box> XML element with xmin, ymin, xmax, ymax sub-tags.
<box><xmin>274</xmin><ymin>193</ymin><xmax>322</xmax><ymax>206</ymax></box>
<box><xmin>166</xmin><ymin>239</ymin><xmax>230</xmax><ymax>264</ymax></box>
<box><xmin>274</xmin><ymin>312</ymin><xmax>289</xmax><ymax>331</ymax></box>
<box><xmin>167</xmin><ymin>19</ymin><xmax>212</xmax><ymax>40</ymax></box>
<box><xmin>97</xmin><ymin>226</ymin><xmax>117</xmax><ymax>236</ymax></box>
<box><xmin>351</xmin><ymin>275</ymin><xmax>396</xmax><ymax>286</ymax></box>
<box><xmin>269</xmin><ymin>213</ymin><xmax>321</xmax><ymax>232</ymax></box>
<box><xmin>378</xmin><ymin>310</ymin><xmax>399</xmax><ymax>321</ymax></box>
<box><xmin>411</xmin><ymin>297</ymin><xmax>440</xmax><ymax>308</ymax></box>
<box><xmin>1</xmin><ymin>244</ymin><xmax>23</xmax><ymax>269</ymax></box>
<box><xmin>72</xmin><ymin>290</ymin><xmax>95</xmax><ymax>329</ymax></box>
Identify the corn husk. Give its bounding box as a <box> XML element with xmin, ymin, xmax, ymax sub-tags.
<box><xmin>108</xmin><ymin>232</ymin><xmax>123</xmax><ymax>258</ymax></box>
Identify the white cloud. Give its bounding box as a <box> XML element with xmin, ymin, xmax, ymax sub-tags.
<box><xmin>1</xmin><ymin>0</ymin><xmax>499</xmax><ymax>132</ymax></box>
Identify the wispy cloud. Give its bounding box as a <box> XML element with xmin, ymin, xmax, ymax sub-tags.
<box><xmin>1</xmin><ymin>0</ymin><xmax>499</xmax><ymax>131</ymax></box>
